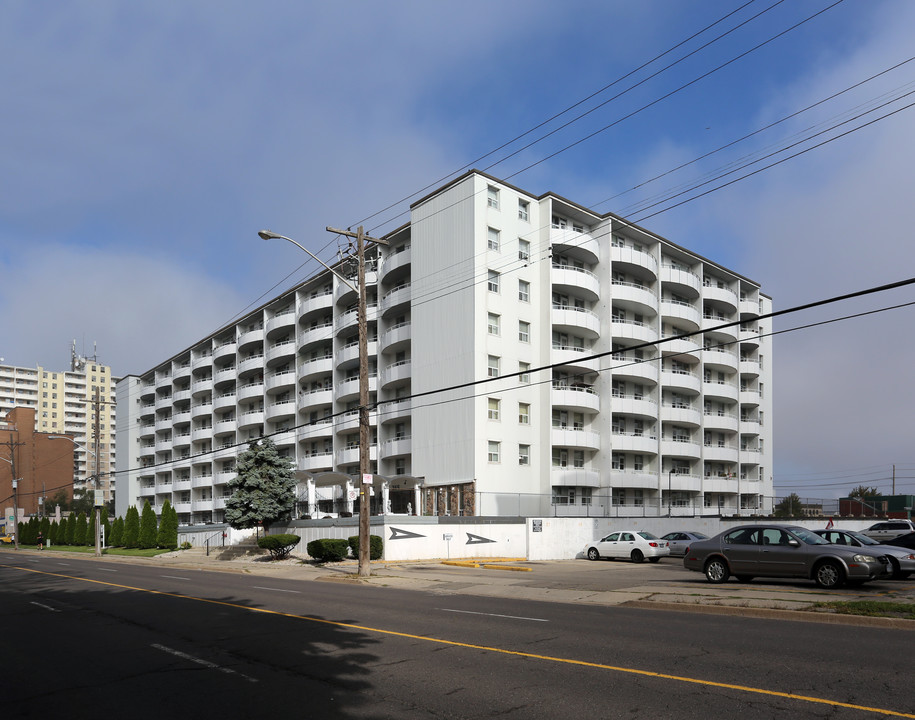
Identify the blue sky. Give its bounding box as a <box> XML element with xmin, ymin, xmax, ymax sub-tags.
<box><xmin>2</xmin><ymin>1</ymin><xmax>914</xmax><ymax>497</ymax></box>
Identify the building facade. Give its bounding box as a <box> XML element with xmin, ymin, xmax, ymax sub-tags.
<box><xmin>0</xmin><ymin>345</ymin><xmax>118</xmax><ymax>503</ymax></box>
<box><xmin>116</xmin><ymin>170</ymin><xmax>773</xmax><ymax>524</ymax></box>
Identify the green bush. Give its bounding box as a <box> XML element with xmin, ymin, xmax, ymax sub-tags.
<box><xmin>306</xmin><ymin>538</ymin><xmax>349</xmax><ymax>562</ymax></box>
<box><xmin>347</xmin><ymin>534</ymin><xmax>383</xmax><ymax>561</ymax></box>
<box><xmin>257</xmin><ymin>533</ymin><xmax>301</xmax><ymax>560</ymax></box>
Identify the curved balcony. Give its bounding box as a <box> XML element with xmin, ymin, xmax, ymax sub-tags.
<box><xmin>740</xmin><ymin>297</ymin><xmax>760</xmax><ymax>318</ymax></box>
<box><xmin>380</xmin><ymin>322</ymin><xmax>411</xmax><ymax>354</ymax></box>
<box><xmin>336</xmin><ymin>375</ymin><xmax>378</xmax><ymax>403</ymax></box>
<box><xmin>172</xmin><ymin>362</ymin><xmax>191</xmax><ymax>383</ymax></box>
<box><xmin>551</xmin><ymin>346</ymin><xmax>600</xmax><ymax>375</ymax></box>
<box><xmin>550</xmin><ymin>428</ymin><xmax>600</xmax><ymax>451</ymax></box>
<box><xmin>380</xmin><ymin>244</ymin><xmax>411</xmax><ymax>283</ymax></box>
<box><xmin>266</xmin><ymin>370</ymin><xmax>296</xmax><ymax>394</ymax></box>
<box><xmin>155</xmin><ymin>372</ymin><xmax>173</xmax><ymax>391</ymax></box>
<box><xmin>381</xmin><ymin>283</ymin><xmax>411</xmax><ymax>318</ymax></box>
<box><xmin>300</xmin><ymin>417</ymin><xmax>334</xmax><ymax>441</ymax></box>
<box><xmin>266</xmin><ymin>339</ymin><xmax>296</xmax><ymax>365</ymax></box>
<box><xmin>336</xmin><ymin>340</ymin><xmax>378</xmax><ymax>371</ymax></box>
<box><xmin>611</xmin><ymin>282</ymin><xmax>658</xmax><ymax>317</ymax></box>
<box><xmin>607</xmin><ymin>470</ymin><xmax>658</xmax><ymax>490</ymax></box>
<box><xmin>739</xmin><ymin>358</ymin><xmax>761</xmax><ymax>378</ymax></box>
<box><xmin>551</xmin><ymin>265</ymin><xmax>600</xmax><ymax>302</ymax></box>
<box><xmin>660</xmin><ymin>439</ymin><xmax>701</xmax><ymax>459</ymax></box>
<box><xmin>611</xmin><ymin>432</ymin><xmax>658</xmax><ymax>454</ymax></box>
<box><xmin>335</xmin><ymin>303</ymin><xmax>378</xmax><ymax>336</ymax></box>
<box><xmin>611</xmin><ymin>244</ymin><xmax>658</xmax><ymax>278</ymax></box>
<box><xmin>237</xmin><ymin>354</ymin><xmax>265</xmax><ymax>376</ymax></box>
<box><xmin>703</xmin><ymin>284</ymin><xmax>738</xmax><ymax>313</ymax></box>
<box><xmin>138</xmin><ymin>403</ymin><xmax>155</xmax><ymax>421</ymax></box>
<box><xmin>702</xmin><ymin>348</ymin><xmax>738</xmax><ymax>373</ymax></box>
<box><xmin>299</xmin><ymin>452</ymin><xmax>334</xmax><ymax>472</ymax></box>
<box><xmin>299</xmin><ymin>387</ymin><xmax>333</xmax><ymax>412</ymax></box>
<box><xmin>610</xmin><ymin>319</ymin><xmax>655</xmax><ymax>345</ymax></box>
<box><xmin>660</xmin><ymin>300</ymin><xmax>701</xmax><ymax>331</ymax></box>
<box><xmin>172</xmin><ymin>407</ymin><xmax>191</xmax><ymax>426</ymax></box>
<box><xmin>191</xmin><ymin>401</ymin><xmax>212</xmax><ymax>419</ymax></box>
<box><xmin>703</xmin><ymin>381</ymin><xmax>739</xmax><ymax>403</ymax></box>
<box><xmin>266</xmin><ymin>399</ymin><xmax>296</xmax><ymax>422</ymax></box>
<box><xmin>660</xmin><ymin>336</ymin><xmax>701</xmax><ymax>362</ymax></box>
<box><xmin>335</xmin><ymin>445</ymin><xmax>377</xmax><ymax>467</ymax></box>
<box><xmin>381</xmin><ymin>360</ymin><xmax>411</xmax><ymax>390</ymax></box>
<box><xmin>550</xmin><ymin>468</ymin><xmax>600</xmax><ymax>488</ymax></box>
<box><xmin>213</xmin><ymin>365</ymin><xmax>236</xmax><ymax>387</ymax></box>
<box><xmin>669</xmin><ymin>473</ymin><xmax>702</xmax><ymax>493</ymax></box>
<box><xmin>191</xmin><ymin>426</ymin><xmax>213</xmax><ymax>442</ymax></box>
<box><xmin>192</xmin><ymin>498</ymin><xmax>215</xmax><ymax>512</ymax></box>
<box><xmin>155</xmin><ymin>436</ymin><xmax>173</xmax><ymax>453</ymax></box>
<box><xmin>701</xmin><ymin>475</ymin><xmax>738</xmax><ymax>494</ymax></box>
<box><xmin>739</xmin><ymin>448</ymin><xmax>761</xmax><ymax>465</ymax></box>
<box><xmin>237</xmin><ymin>382</ymin><xmax>264</xmax><ymax>402</ymax></box>
<box><xmin>381</xmin><ymin>435</ymin><xmax>412</xmax><ymax>459</ymax></box>
<box><xmin>299</xmin><ymin>323</ymin><xmax>334</xmax><ymax>351</ymax></box>
<box><xmin>298</xmin><ymin>291</ymin><xmax>333</xmax><ymax>324</ymax></box>
<box><xmin>334</xmin><ymin>270</ymin><xmax>376</xmax><ymax>306</ymax></box>
<box><xmin>213</xmin><ymin>342</ymin><xmax>236</xmax><ymax>364</ymax></box>
<box><xmin>138</xmin><ymin>483</ymin><xmax>156</xmax><ymax>498</ymax></box>
<box><xmin>703</xmin><ymin>444</ymin><xmax>739</xmax><ymax>464</ymax></box>
<box><xmin>237</xmin><ymin>410</ymin><xmax>265</xmax><ymax>430</ymax></box>
<box><xmin>191</xmin><ymin>475</ymin><xmax>213</xmax><ymax>489</ymax></box>
<box><xmin>660</xmin><ymin>265</ymin><xmax>701</xmax><ymax>298</ymax></box>
<box><xmin>550</xmin><ymin>227</ymin><xmax>599</xmax><ymax>265</ymax></box>
<box><xmin>611</xmin><ymin>357</ymin><xmax>659</xmax><ymax>385</ymax></box>
<box><xmin>739</xmin><ymin>389</ymin><xmax>761</xmax><ymax>407</ymax></box>
<box><xmin>551</xmin><ymin>305</ymin><xmax>600</xmax><ymax>340</ymax></box>
<box><xmin>172</xmin><ymin>432</ymin><xmax>191</xmax><ymax>449</ymax></box>
<box><xmin>334</xmin><ymin>410</ymin><xmax>375</xmax><ymax>434</ymax></box>
<box><xmin>299</xmin><ymin>356</ymin><xmax>334</xmax><ymax>383</ymax></box>
<box><xmin>551</xmin><ymin>385</ymin><xmax>600</xmax><ymax>414</ymax></box>
<box><xmin>739</xmin><ymin>327</ymin><xmax>761</xmax><ymax>349</ymax></box>
<box><xmin>661</xmin><ymin>370</ymin><xmax>700</xmax><ymax>395</ymax></box>
<box><xmin>214</xmin><ymin>418</ymin><xmax>237</xmax><ymax>436</ymax></box>
<box><xmin>154</xmin><ymin>415</ymin><xmax>173</xmax><ymax>432</ymax></box>
<box><xmin>704</xmin><ymin>412</ymin><xmax>739</xmax><ymax>433</ymax></box>
<box><xmin>377</xmin><ymin>398</ymin><xmax>411</xmax><ymax>424</ymax></box>
<box><xmin>238</xmin><ymin>327</ymin><xmax>265</xmax><ymax>351</ymax></box>
<box><xmin>266</xmin><ymin>311</ymin><xmax>296</xmax><ymax>339</ymax></box>
<box><xmin>190</xmin><ymin>376</ymin><xmax>213</xmax><ymax>397</ymax></box>
<box><xmin>739</xmin><ymin>417</ymin><xmax>760</xmax><ymax>436</ymax></box>
<box><xmin>660</xmin><ymin>405</ymin><xmax>701</xmax><ymax>426</ymax></box>
<box><xmin>611</xmin><ymin>395</ymin><xmax>657</xmax><ymax>419</ymax></box>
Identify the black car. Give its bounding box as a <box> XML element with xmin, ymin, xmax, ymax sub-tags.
<box><xmin>885</xmin><ymin>532</ymin><xmax>915</xmax><ymax>551</ymax></box>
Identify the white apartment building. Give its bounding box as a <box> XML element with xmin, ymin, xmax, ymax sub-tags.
<box><xmin>116</xmin><ymin>170</ymin><xmax>773</xmax><ymax>525</ymax></box>
<box><xmin>0</xmin><ymin>344</ymin><xmax>117</xmax><ymax>504</ymax></box>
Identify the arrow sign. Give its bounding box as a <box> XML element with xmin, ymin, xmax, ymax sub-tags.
<box><xmin>466</xmin><ymin>533</ymin><xmax>496</xmax><ymax>545</ymax></box>
<box><xmin>389</xmin><ymin>527</ymin><xmax>426</xmax><ymax>541</ymax></box>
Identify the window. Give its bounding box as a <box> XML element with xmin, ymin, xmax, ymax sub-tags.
<box><xmin>612</xmin><ymin>453</ymin><xmax>625</xmax><ymax>470</ymax></box>
<box><xmin>519</xmin><ymin>362</ymin><xmax>531</xmax><ymax>383</ymax></box>
<box><xmin>487</xmin><ymin>185</ymin><xmax>500</xmax><ymax>210</ymax></box>
<box><xmin>488</xmin><ymin>270</ymin><xmax>500</xmax><ymax>293</ymax></box>
<box><xmin>633</xmin><ymin>454</ymin><xmax>644</xmax><ymax>471</ymax></box>
<box><xmin>518</xmin><ymin>403</ymin><xmax>530</xmax><ymax>425</ymax></box>
<box><xmin>518</xmin><ymin>239</ymin><xmax>530</xmax><ymax>261</ymax></box>
<box><xmin>518</xmin><ymin>279</ymin><xmax>530</xmax><ymax>302</ymax></box>
<box><xmin>488</xmin><ymin>441</ymin><xmax>501</xmax><ymax>463</ymax></box>
<box><xmin>488</xmin><ymin>313</ymin><xmax>500</xmax><ymax>336</ymax></box>
<box><xmin>488</xmin><ymin>227</ymin><xmax>500</xmax><ymax>251</ymax></box>
<box><xmin>518</xmin><ymin>199</ymin><xmax>529</xmax><ymax>221</ymax></box>
<box><xmin>519</xmin><ymin>444</ymin><xmax>530</xmax><ymax>465</ymax></box>
<box><xmin>488</xmin><ymin>398</ymin><xmax>500</xmax><ymax>421</ymax></box>
<box><xmin>487</xmin><ymin>355</ymin><xmax>500</xmax><ymax>378</ymax></box>
<box><xmin>518</xmin><ymin>321</ymin><xmax>530</xmax><ymax>343</ymax></box>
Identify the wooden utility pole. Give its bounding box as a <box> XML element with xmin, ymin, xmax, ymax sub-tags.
<box><xmin>326</xmin><ymin>225</ymin><xmax>387</xmax><ymax>578</ymax></box>
<box><xmin>2</xmin><ymin>434</ymin><xmax>26</xmax><ymax>550</ymax></box>
<box><xmin>84</xmin><ymin>386</ymin><xmax>115</xmax><ymax>557</ymax></box>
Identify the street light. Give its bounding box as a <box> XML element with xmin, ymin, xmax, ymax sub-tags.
<box><xmin>1</xmin><ymin>451</ymin><xmax>19</xmax><ymax>550</ymax></box>
<box><xmin>48</xmin><ymin>434</ymin><xmax>102</xmax><ymax>557</ymax></box>
<box><xmin>260</xmin><ymin>227</ymin><xmax>383</xmax><ymax>578</ymax></box>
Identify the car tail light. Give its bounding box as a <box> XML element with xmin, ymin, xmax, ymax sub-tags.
<box><xmin>649</xmin><ymin>542</ymin><xmax>659</xmax><ymax>547</ymax></box>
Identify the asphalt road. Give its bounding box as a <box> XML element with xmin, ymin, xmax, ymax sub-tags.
<box><xmin>2</xmin><ymin>554</ymin><xmax>913</xmax><ymax>719</ymax></box>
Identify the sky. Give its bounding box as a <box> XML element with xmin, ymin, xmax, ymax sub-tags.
<box><xmin>2</xmin><ymin>0</ymin><xmax>914</xmax><ymax>498</ymax></box>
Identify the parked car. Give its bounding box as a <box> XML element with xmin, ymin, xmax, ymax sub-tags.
<box><xmin>683</xmin><ymin>524</ymin><xmax>891</xmax><ymax>589</ymax></box>
<box><xmin>813</xmin><ymin>528</ymin><xmax>915</xmax><ymax>580</ymax></box>
<box><xmin>0</xmin><ymin>534</ymin><xmax>13</xmax><ymax>544</ymax></box>
<box><xmin>860</xmin><ymin>520</ymin><xmax>915</xmax><ymax>542</ymax></box>
<box><xmin>885</xmin><ymin>532</ymin><xmax>915</xmax><ymax>552</ymax></box>
<box><xmin>583</xmin><ymin>530</ymin><xmax>670</xmax><ymax>563</ymax></box>
<box><xmin>660</xmin><ymin>531</ymin><xmax>709</xmax><ymax>557</ymax></box>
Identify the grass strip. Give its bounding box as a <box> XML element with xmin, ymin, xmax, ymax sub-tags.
<box><xmin>811</xmin><ymin>600</ymin><xmax>915</xmax><ymax>620</ymax></box>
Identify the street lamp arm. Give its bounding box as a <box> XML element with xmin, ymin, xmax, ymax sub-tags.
<box><xmin>48</xmin><ymin>435</ymin><xmax>96</xmax><ymax>456</ymax></box>
<box><xmin>258</xmin><ymin>229</ymin><xmax>358</xmax><ymax>292</ymax></box>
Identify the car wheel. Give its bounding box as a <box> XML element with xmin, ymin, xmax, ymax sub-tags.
<box><xmin>735</xmin><ymin>575</ymin><xmax>754</xmax><ymax>583</ymax></box>
<box><xmin>587</xmin><ymin>547</ymin><xmax>600</xmax><ymax>561</ymax></box>
<box><xmin>648</xmin><ymin>557</ymin><xmax>660</xmax><ymax>563</ymax></box>
<box><xmin>704</xmin><ymin>557</ymin><xmax>730</xmax><ymax>583</ymax></box>
<box><xmin>630</xmin><ymin>549</ymin><xmax>644</xmax><ymax>563</ymax></box>
<box><xmin>813</xmin><ymin>560</ymin><xmax>845</xmax><ymax>589</ymax></box>
<box><xmin>889</xmin><ymin>557</ymin><xmax>904</xmax><ymax>580</ymax></box>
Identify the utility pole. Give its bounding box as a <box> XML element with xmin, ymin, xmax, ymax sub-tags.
<box><xmin>3</xmin><ymin>434</ymin><xmax>26</xmax><ymax>550</ymax></box>
<box><xmin>84</xmin><ymin>386</ymin><xmax>114</xmax><ymax>557</ymax></box>
<box><xmin>326</xmin><ymin>225</ymin><xmax>388</xmax><ymax>578</ymax></box>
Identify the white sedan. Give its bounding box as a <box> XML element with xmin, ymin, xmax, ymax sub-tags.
<box><xmin>583</xmin><ymin>530</ymin><xmax>670</xmax><ymax>563</ymax></box>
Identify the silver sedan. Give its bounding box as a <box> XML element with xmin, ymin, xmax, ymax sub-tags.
<box><xmin>814</xmin><ymin>528</ymin><xmax>915</xmax><ymax>580</ymax></box>
<box><xmin>660</xmin><ymin>531</ymin><xmax>708</xmax><ymax>557</ymax></box>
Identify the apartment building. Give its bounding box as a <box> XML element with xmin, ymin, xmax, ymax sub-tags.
<box><xmin>116</xmin><ymin>170</ymin><xmax>773</xmax><ymax>524</ymax></box>
<box><xmin>0</xmin><ymin>344</ymin><xmax>117</xmax><ymax>504</ymax></box>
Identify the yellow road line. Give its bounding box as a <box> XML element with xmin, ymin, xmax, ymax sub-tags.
<box><xmin>5</xmin><ymin>563</ymin><xmax>913</xmax><ymax>718</ymax></box>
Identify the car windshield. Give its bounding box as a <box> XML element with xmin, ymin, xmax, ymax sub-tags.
<box><xmin>692</xmin><ymin>532</ymin><xmax>708</xmax><ymax>539</ymax></box>
<box><xmin>790</xmin><ymin>527</ymin><xmax>830</xmax><ymax>545</ymax></box>
<box><xmin>847</xmin><ymin>531</ymin><xmax>880</xmax><ymax>546</ymax></box>
<box><xmin>637</xmin><ymin>531</ymin><xmax>659</xmax><ymax>540</ymax></box>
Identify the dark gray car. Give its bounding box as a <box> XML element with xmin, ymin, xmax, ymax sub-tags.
<box><xmin>813</xmin><ymin>528</ymin><xmax>915</xmax><ymax>580</ymax></box>
<box><xmin>683</xmin><ymin>524</ymin><xmax>891</xmax><ymax>589</ymax></box>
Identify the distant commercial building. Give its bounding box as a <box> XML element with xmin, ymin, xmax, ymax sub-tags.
<box><xmin>116</xmin><ymin>170</ymin><xmax>773</xmax><ymax>524</ymax></box>
<box><xmin>1</xmin><ymin>407</ymin><xmax>75</xmax><ymax>528</ymax></box>
<box><xmin>0</xmin><ymin>343</ymin><xmax>117</xmax><ymax>503</ymax></box>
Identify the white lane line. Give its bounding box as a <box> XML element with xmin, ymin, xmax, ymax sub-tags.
<box><xmin>31</xmin><ymin>602</ymin><xmax>60</xmax><ymax>613</ymax></box>
<box><xmin>252</xmin><ymin>586</ymin><xmax>301</xmax><ymax>594</ymax></box>
<box><xmin>161</xmin><ymin>575</ymin><xmax>191</xmax><ymax>580</ymax></box>
<box><xmin>151</xmin><ymin>644</ymin><xmax>257</xmax><ymax>683</ymax></box>
<box><xmin>57</xmin><ymin>563</ymin><xmax>71</xmax><ymax>566</ymax></box>
<box><xmin>440</xmin><ymin>608</ymin><xmax>549</xmax><ymax>622</ymax></box>
<box><xmin>96</xmin><ymin>568</ymin><xmax>117</xmax><ymax>572</ymax></box>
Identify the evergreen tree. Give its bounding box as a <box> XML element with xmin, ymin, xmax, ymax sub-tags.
<box><xmin>123</xmin><ymin>506</ymin><xmax>140</xmax><ymax>548</ymax></box>
<box><xmin>139</xmin><ymin>500</ymin><xmax>158</xmax><ymax>549</ymax></box>
<box><xmin>225</xmin><ymin>439</ymin><xmax>296</xmax><ymax>532</ymax></box>
<box><xmin>39</xmin><ymin>516</ymin><xmax>51</xmax><ymax>541</ymax></box>
<box><xmin>157</xmin><ymin>500</ymin><xmax>178</xmax><ymax>549</ymax></box>
<box><xmin>65</xmin><ymin>514</ymin><xmax>77</xmax><ymax>545</ymax></box>
<box><xmin>86</xmin><ymin>511</ymin><xmax>96</xmax><ymax>547</ymax></box>
<box><xmin>109</xmin><ymin>517</ymin><xmax>124</xmax><ymax>547</ymax></box>
<box><xmin>59</xmin><ymin>516</ymin><xmax>70</xmax><ymax>546</ymax></box>
<box><xmin>774</xmin><ymin>493</ymin><xmax>804</xmax><ymax>518</ymax></box>
<box><xmin>101</xmin><ymin>507</ymin><xmax>111</xmax><ymax>547</ymax></box>
<box><xmin>73</xmin><ymin>513</ymin><xmax>88</xmax><ymax>546</ymax></box>
<box><xmin>49</xmin><ymin>520</ymin><xmax>59</xmax><ymax>545</ymax></box>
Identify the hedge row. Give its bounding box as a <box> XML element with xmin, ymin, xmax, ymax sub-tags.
<box><xmin>305</xmin><ymin>535</ymin><xmax>383</xmax><ymax>562</ymax></box>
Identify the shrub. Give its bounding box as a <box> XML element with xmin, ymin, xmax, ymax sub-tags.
<box><xmin>306</xmin><ymin>538</ymin><xmax>349</xmax><ymax>562</ymax></box>
<box><xmin>257</xmin><ymin>533</ymin><xmax>301</xmax><ymax>561</ymax></box>
<box><xmin>347</xmin><ymin>534</ymin><xmax>383</xmax><ymax>561</ymax></box>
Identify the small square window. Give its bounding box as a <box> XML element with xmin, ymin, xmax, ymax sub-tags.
<box><xmin>488</xmin><ymin>398</ymin><xmax>500</xmax><ymax>421</ymax></box>
<box><xmin>487</xmin><ymin>355</ymin><xmax>500</xmax><ymax>378</ymax></box>
<box><xmin>518</xmin><ymin>239</ymin><xmax>530</xmax><ymax>262</ymax></box>
<box><xmin>488</xmin><ymin>440</ymin><xmax>501</xmax><ymax>463</ymax></box>
<box><xmin>518</xmin><ymin>279</ymin><xmax>530</xmax><ymax>302</ymax></box>
<box><xmin>519</xmin><ymin>444</ymin><xmax>530</xmax><ymax>465</ymax></box>
<box><xmin>519</xmin><ymin>362</ymin><xmax>530</xmax><ymax>383</ymax></box>
<box><xmin>518</xmin><ymin>321</ymin><xmax>530</xmax><ymax>343</ymax></box>
<box><xmin>487</xmin><ymin>186</ymin><xmax>500</xmax><ymax>210</ymax></box>
<box><xmin>488</xmin><ymin>313</ymin><xmax>500</xmax><ymax>336</ymax></box>
<box><xmin>488</xmin><ymin>270</ymin><xmax>500</xmax><ymax>293</ymax></box>
<box><xmin>518</xmin><ymin>200</ymin><xmax>529</xmax><ymax>222</ymax></box>
<box><xmin>518</xmin><ymin>403</ymin><xmax>530</xmax><ymax>425</ymax></box>
<box><xmin>488</xmin><ymin>227</ymin><xmax>500</xmax><ymax>251</ymax></box>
